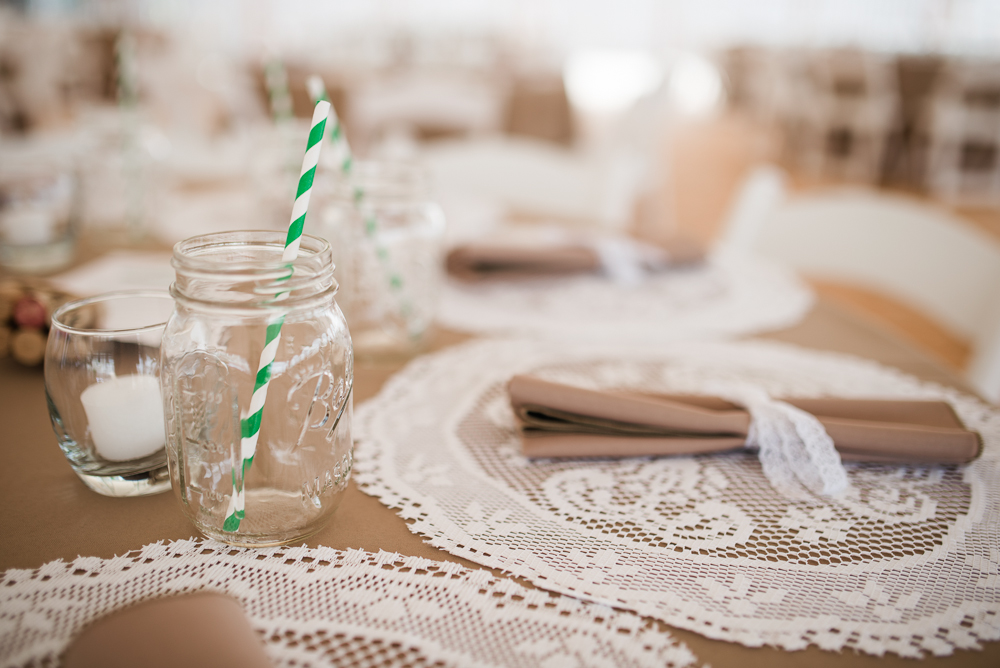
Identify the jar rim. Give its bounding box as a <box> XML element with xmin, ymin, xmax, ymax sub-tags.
<box><xmin>172</xmin><ymin>230</ymin><xmax>332</xmax><ymax>275</ymax></box>
<box><xmin>170</xmin><ymin>230</ymin><xmax>337</xmax><ymax>308</ymax></box>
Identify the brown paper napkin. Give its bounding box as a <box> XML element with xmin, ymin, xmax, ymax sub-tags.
<box><xmin>63</xmin><ymin>593</ymin><xmax>272</xmax><ymax>668</ymax></box>
<box><xmin>446</xmin><ymin>243</ymin><xmax>600</xmax><ymax>280</ymax></box>
<box><xmin>446</xmin><ymin>237</ymin><xmax>705</xmax><ymax>281</ymax></box>
<box><xmin>509</xmin><ymin>375</ymin><xmax>982</xmax><ymax>464</ymax></box>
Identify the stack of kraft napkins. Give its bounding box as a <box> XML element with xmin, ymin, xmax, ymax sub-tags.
<box><xmin>508</xmin><ymin>375</ymin><xmax>982</xmax><ymax>464</ymax></box>
<box><xmin>445</xmin><ymin>236</ymin><xmax>705</xmax><ymax>281</ymax></box>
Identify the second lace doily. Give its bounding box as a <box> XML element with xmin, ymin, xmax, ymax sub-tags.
<box><xmin>437</xmin><ymin>250</ymin><xmax>814</xmax><ymax>341</ymax></box>
<box><xmin>354</xmin><ymin>338</ymin><xmax>1000</xmax><ymax>658</ymax></box>
<box><xmin>0</xmin><ymin>540</ymin><xmax>696</xmax><ymax>668</ymax></box>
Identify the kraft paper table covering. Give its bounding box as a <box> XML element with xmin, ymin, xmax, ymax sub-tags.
<box><xmin>509</xmin><ymin>374</ymin><xmax>982</xmax><ymax>462</ymax></box>
<box><xmin>2</xmin><ymin>301</ymin><xmax>997</xmax><ymax>668</ymax></box>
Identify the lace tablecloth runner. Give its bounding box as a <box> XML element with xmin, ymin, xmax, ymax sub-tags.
<box><xmin>437</xmin><ymin>250</ymin><xmax>814</xmax><ymax>341</ymax></box>
<box><xmin>354</xmin><ymin>338</ymin><xmax>1000</xmax><ymax>658</ymax></box>
<box><xmin>0</xmin><ymin>540</ymin><xmax>696</xmax><ymax>668</ymax></box>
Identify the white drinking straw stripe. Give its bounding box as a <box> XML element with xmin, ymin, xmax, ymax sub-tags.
<box><xmin>223</xmin><ymin>99</ymin><xmax>330</xmax><ymax>533</ymax></box>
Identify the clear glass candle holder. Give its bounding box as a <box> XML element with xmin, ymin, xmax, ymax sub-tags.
<box><xmin>0</xmin><ymin>143</ymin><xmax>79</xmax><ymax>274</ymax></box>
<box><xmin>44</xmin><ymin>291</ymin><xmax>175</xmax><ymax>497</ymax></box>
<box><xmin>317</xmin><ymin>161</ymin><xmax>446</xmax><ymax>360</ymax></box>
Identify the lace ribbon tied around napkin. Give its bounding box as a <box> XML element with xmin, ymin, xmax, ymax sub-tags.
<box><xmin>712</xmin><ymin>383</ymin><xmax>849</xmax><ymax>499</ymax></box>
<box><xmin>509</xmin><ymin>375</ymin><xmax>981</xmax><ymax>499</ymax></box>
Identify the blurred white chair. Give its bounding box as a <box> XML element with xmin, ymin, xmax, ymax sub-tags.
<box><xmin>348</xmin><ymin>73</ymin><xmax>504</xmax><ymax>144</ymax></box>
<box><xmin>781</xmin><ymin>49</ymin><xmax>898</xmax><ymax>183</ymax></box>
<box><xmin>720</xmin><ymin>46</ymin><xmax>800</xmax><ymax>128</ymax></box>
<box><xmin>716</xmin><ymin>164</ymin><xmax>789</xmax><ymax>251</ymax></box>
<box><xmin>722</xmin><ymin>173</ymin><xmax>1000</xmax><ymax>402</ymax></box>
<box><xmin>421</xmin><ymin>135</ymin><xmax>647</xmax><ymax>230</ymax></box>
<box><xmin>926</xmin><ymin>58</ymin><xmax>1000</xmax><ymax>207</ymax></box>
<box><xmin>422</xmin><ymin>55</ymin><xmax>671</xmax><ymax>232</ymax></box>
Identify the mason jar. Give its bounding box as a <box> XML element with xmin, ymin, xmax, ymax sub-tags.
<box><xmin>161</xmin><ymin>231</ymin><xmax>353</xmax><ymax>547</ymax></box>
<box><xmin>317</xmin><ymin>161</ymin><xmax>445</xmax><ymax>359</ymax></box>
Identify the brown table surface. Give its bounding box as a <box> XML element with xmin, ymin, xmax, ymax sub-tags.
<box><xmin>1</xmin><ymin>294</ymin><xmax>996</xmax><ymax>667</ymax></box>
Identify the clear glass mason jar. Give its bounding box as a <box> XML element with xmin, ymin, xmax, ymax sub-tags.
<box><xmin>317</xmin><ymin>161</ymin><xmax>445</xmax><ymax>359</ymax></box>
<box><xmin>160</xmin><ymin>231</ymin><xmax>353</xmax><ymax>547</ymax></box>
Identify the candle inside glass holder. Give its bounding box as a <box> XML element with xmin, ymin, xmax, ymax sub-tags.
<box><xmin>44</xmin><ymin>291</ymin><xmax>174</xmax><ymax>497</ymax></box>
<box><xmin>0</xmin><ymin>141</ymin><xmax>78</xmax><ymax>274</ymax></box>
<box><xmin>80</xmin><ymin>374</ymin><xmax>165</xmax><ymax>462</ymax></box>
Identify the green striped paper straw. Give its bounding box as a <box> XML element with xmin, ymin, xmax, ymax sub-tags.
<box><xmin>306</xmin><ymin>76</ymin><xmax>416</xmax><ymax>333</ymax></box>
<box><xmin>115</xmin><ymin>30</ymin><xmax>143</xmax><ymax>240</ymax></box>
<box><xmin>115</xmin><ymin>31</ymin><xmax>139</xmax><ymax>108</ymax></box>
<box><xmin>223</xmin><ymin>99</ymin><xmax>330</xmax><ymax>533</ymax></box>
<box><xmin>263</xmin><ymin>57</ymin><xmax>294</xmax><ymax>124</ymax></box>
<box><xmin>265</xmin><ymin>57</ymin><xmax>298</xmax><ymax>177</ymax></box>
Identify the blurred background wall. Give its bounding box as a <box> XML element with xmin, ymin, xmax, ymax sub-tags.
<box><xmin>17</xmin><ymin>0</ymin><xmax>1000</xmax><ymax>57</ymax></box>
<box><xmin>3</xmin><ymin>0</ymin><xmax>1000</xmax><ymax>374</ymax></box>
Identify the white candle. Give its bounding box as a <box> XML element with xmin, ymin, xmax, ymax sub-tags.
<box><xmin>80</xmin><ymin>375</ymin><xmax>165</xmax><ymax>462</ymax></box>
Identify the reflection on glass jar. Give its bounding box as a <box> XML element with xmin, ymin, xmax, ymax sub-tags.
<box><xmin>0</xmin><ymin>142</ymin><xmax>78</xmax><ymax>273</ymax></box>
<box><xmin>317</xmin><ymin>161</ymin><xmax>446</xmax><ymax>359</ymax></box>
<box><xmin>161</xmin><ymin>231</ymin><xmax>353</xmax><ymax>547</ymax></box>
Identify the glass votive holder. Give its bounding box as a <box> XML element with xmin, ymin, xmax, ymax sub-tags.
<box><xmin>0</xmin><ymin>146</ymin><xmax>79</xmax><ymax>274</ymax></box>
<box><xmin>317</xmin><ymin>160</ymin><xmax>446</xmax><ymax>359</ymax></box>
<box><xmin>44</xmin><ymin>291</ymin><xmax>174</xmax><ymax>497</ymax></box>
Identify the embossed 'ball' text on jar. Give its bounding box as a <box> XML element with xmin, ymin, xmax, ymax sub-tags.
<box><xmin>161</xmin><ymin>231</ymin><xmax>353</xmax><ymax>547</ymax></box>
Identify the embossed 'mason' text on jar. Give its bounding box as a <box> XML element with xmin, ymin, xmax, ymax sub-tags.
<box><xmin>161</xmin><ymin>231</ymin><xmax>353</xmax><ymax>547</ymax></box>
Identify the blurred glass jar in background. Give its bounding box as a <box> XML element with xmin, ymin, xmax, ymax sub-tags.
<box><xmin>318</xmin><ymin>161</ymin><xmax>446</xmax><ymax>359</ymax></box>
<box><xmin>71</xmin><ymin>107</ymin><xmax>171</xmax><ymax>243</ymax></box>
<box><xmin>0</xmin><ymin>142</ymin><xmax>79</xmax><ymax>274</ymax></box>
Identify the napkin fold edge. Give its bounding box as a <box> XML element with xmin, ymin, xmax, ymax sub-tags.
<box><xmin>509</xmin><ymin>375</ymin><xmax>983</xmax><ymax>464</ymax></box>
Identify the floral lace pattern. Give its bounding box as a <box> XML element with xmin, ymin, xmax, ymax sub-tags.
<box><xmin>437</xmin><ymin>250</ymin><xmax>814</xmax><ymax>341</ymax></box>
<box><xmin>354</xmin><ymin>338</ymin><xmax>1000</xmax><ymax>657</ymax></box>
<box><xmin>0</xmin><ymin>540</ymin><xmax>697</xmax><ymax>668</ymax></box>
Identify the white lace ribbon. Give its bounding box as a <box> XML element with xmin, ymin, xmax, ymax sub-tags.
<box><xmin>592</xmin><ymin>237</ymin><xmax>669</xmax><ymax>285</ymax></box>
<box><xmin>708</xmin><ymin>382</ymin><xmax>850</xmax><ymax>499</ymax></box>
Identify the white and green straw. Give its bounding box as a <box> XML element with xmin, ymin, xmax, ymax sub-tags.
<box><xmin>115</xmin><ymin>30</ymin><xmax>143</xmax><ymax>239</ymax></box>
<box><xmin>264</xmin><ymin>57</ymin><xmax>294</xmax><ymax>124</ymax></box>
<box><xmin>223</xmin><ymin>99</ymin><xmax>330</xmax><ymax>533</ymax></box>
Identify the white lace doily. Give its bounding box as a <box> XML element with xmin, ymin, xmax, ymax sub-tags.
<box><xmin>0</xmin><ymin>540</ymin><xmax>697</xmax><ymax>668</ymax></box>
<box><xmin>436</xmin><ymin>250</ymin><xmax>814</xmax><ymax>341</ymax></box>
<box><xmin>354</xmin><ymin>338</ymin><xmax>1000</xmax><ymax>658</ymax></box>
